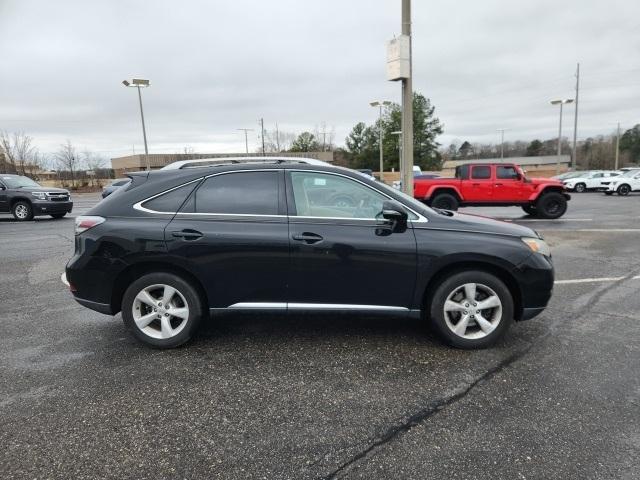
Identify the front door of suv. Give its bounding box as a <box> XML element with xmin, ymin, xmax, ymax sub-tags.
<box><xmin>285</xmin><ymin>170</ymin><xmax>417</xmax><ymax>311</ymax></box>
<box><xmin>165</xmin><ymin>170</ymin><xmax>289</xmax><ymax>309</ymax></box>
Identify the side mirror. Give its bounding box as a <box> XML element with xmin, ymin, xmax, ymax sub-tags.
<box><xmin>380</xmin><ymin>200</ymin><xmax>408</xmax><ymax>232</ymax></box>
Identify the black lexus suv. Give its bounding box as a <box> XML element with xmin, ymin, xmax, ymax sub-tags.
<box><xmin>66</xmin><ymin>159</ymin><xmax>554</xmax><ymax>349</ymax></box>
<box><xmin>0</xmin><ymin>174</ymin><xmax>73</xmax><ymax>220</ymax></box>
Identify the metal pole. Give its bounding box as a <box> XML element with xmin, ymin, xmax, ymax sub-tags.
<box><xmin>572</xmin><ymin>63</ymin><xmax>580</xmax><ymax>169</ymax></box>
<box><xmin>401</xmin><ymin>0</ymin><xmax>414</xmax><ymax>196</ymax></box>
<box><xmin>275</xmin><ymin>123</ymin><xmax>280</xmax><ymax>152</ymax></box>
<box><xmin>136</xmin><ymin>85</ymin><xmax>150</xmax><ymax>170</ymax></box>
<box><xmin>498</xmin><ymin>129</ymin><xmax>506</xmax><ymax>159</ymax></box>
<box><xmin>557</xmin><ymin>102</ymin><xmax>563</xmax><ymax>174</ymax></box>
<box><xmin>260</xmin><ymin>118</ymin><xmax>266</xmax><ymax>154</ymax></box>
<box><xmin>378</xmin><ymin>105</ymin><xmax>384</xmax><ymax>181</ymax></box>
<box><xmin>615</xmin><ymin>122</ymin><xmax>620</xmax><ymax>170</ymax></box>
<box><xmin>244</xmin><ymin>131</ymin><xmax>249</xmax><ymax>154</ymax></box>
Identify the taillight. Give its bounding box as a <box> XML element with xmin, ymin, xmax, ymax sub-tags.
<box><xmin>75</xmin><ymin>215</ymin><xmax>105</xmax><ymax>235</ymax></box>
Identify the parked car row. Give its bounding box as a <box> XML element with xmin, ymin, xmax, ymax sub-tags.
<box><xmin>552</xmin><ymin>168</ymin><xmax>640</xmax><ymax>194</ymax></box>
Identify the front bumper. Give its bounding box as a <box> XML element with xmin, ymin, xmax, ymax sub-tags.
<box><xmin>513</xmin><ymin>253</ymin><xmax>554</xmax><ymax>321</ymax></box>
<box><xmin>32</xmin><ymin>200</ymin><xmax>73</xmax><ymax>215</ymax></box>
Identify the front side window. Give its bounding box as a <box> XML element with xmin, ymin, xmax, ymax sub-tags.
<box><xmin>290</xmin><ymin>171</ymin><xmax>388</xmax><ymax>219</ymax></box>
<box><xmin>194</xmin><ymin>171</ymin><xmax>279</xmax><ymax>215</ymax></box>
<box><xmin>471</xmin><ymin>166</ymin><xmax>491</xmax><ymax>180</ymax></box>
<box><xmin>496</xmin><ymin>166</ymin><xmax>518</xmax><ymax>180</ymax></box>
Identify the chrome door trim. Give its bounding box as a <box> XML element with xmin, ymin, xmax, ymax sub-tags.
<box><xmin>225</xmin><ymin>302</ymin><xmax>409</xmax><ymax>311</ymax></box>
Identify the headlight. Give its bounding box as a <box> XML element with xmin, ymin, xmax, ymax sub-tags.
<box><xmin>521</xmin><ymin>237</ymin><xmax>551</xmax><ymax>257</ymax></box>
<box><xmin>31</xmin><ymin>192</ymin><xmax>47</xmax><ymax>201</ymax></box>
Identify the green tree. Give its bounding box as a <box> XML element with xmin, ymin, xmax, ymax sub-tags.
<box><xmin>345</xmin><ymin>122</ymin><xmax>378</xmax><ymax>169</ymax></box>
<box><xmin>458</xmin><ymin>141</ymin><xmax>472</xmax><ymax>157</ymax></box>
<box><xmin>526</xmin><ymin>139</ymin><xmax>543</xmax><ymax>156</ymax></box>
<box><xmin>620</xmin><ymin>124</ymin><xmax>640</xmax><ymax>162</ymax></box>
<box><xmin>290</xmin><ymin>132</ymin><xmax>320</xmax><ymax>152</ymax></box>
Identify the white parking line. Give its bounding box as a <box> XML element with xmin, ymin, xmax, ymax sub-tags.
<box><xmin>546</xmin><ymin>229</ymin><xmax>640</xmax><ymax>232</ymax></box>
<box><xmin>555</xmin><ymin>275</ymin><xmax>640</xmax><ymax>285</ymax></box>
<box><xmin>503</xmin><ymin>218</ymin><xmax>593</xmax><ymax>222</ymax></box>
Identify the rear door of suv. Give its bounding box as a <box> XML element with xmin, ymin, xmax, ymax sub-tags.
<box><xmin>164</xmin><ymin>169</ymin><xmax>289</xmax><ymax>310</ymax></box>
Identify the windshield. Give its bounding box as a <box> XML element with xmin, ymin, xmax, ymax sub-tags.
<box><xmin>619</xmin><ymin>169</ymin><xmax>640</xmax><ymax>178</ymax></box>
<box><xmin>1</xmin><ymin>175</ymin><xmax>41</xmax><ymax>188</ymax></box>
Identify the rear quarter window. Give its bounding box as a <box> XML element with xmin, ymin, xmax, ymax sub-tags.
<box><xmin>141</xmin><ymin>182</ymin><xmax>199</xmax><ymax>213</ymax></box>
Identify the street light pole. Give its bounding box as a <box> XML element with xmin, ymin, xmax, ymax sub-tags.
<box><xmin>370</xmin><ymin>100</ymin><xmax>391</xmax><ymax>181</ymax></box>
<box><xmin>551</xmin><ymin>99</ymin><xmax>574</xmax><ymax>174</ymax></box>
<box><xmin>572</xmin><ymin>63</ymin><xmax>580</xmax><ymax>169</ymax></box>
<box><xmin>237</xmin><ymin>128</ymin><xmax>253</xmax><ymax>154</ymax></box>
<box><xmin>401</xmin><ymin>0</ymin><xmax>414</xmax><ymax>196</ymax></box>
<box><xmin>497</xmin><ymin>128</ymin><xmax>508</xmax><ymax>160</ymax></box>
<box><xmin>122</xmin><ymin>79</ymin><xmax>151</xmax><ymax>170</ymax></box>
<box><xmin>615</xmin><ymin>122</ymin><xmax>621</xmax><ymax>170</ymax></box>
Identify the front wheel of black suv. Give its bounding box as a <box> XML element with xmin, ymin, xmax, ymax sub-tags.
<box><xmin>12</xmin><ymin>201</ymin><xmax>34</xmax><ymax>221</ymax></box>
<box><xmin>428</xmin><ymin>271</ymin><xmax>514</xmax><ymax>349</ymax></box>
<box><xmin>535</xmin><ymin>192</ymin><xmax>567</xmax><ymax>219</ymax></box>
<box><xmin>121</xmin><ymin>272</ymin><xmax>204</xmax><ymax>348</ymax></box>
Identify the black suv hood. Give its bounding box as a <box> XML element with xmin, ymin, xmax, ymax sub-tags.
<box><xmin>429</xmin><ymin>210</ymin><xmax>539</xmax><ymax>238</ymax></box>
<box><xmin>15</xmin><ymin>186</ymin><xmax>69</xmax><ymax>194</ymax></box>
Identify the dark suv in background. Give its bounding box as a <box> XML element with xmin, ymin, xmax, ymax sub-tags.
<box><xmin>66</xmin><ymin>159</ymin><xmax>554</xmax><ymax>349</ymax></box>
<box><xmin>0</xmin><ymin>174</ymin><xmax>73</xmax><ymax>221</ymax></box>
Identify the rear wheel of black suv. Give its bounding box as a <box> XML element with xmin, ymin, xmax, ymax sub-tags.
<box><xmin>535</xmin><ymin>192</ymin><xmax>567</xmax><ymax>219</ymax></box>
<box><xmin>122</xmin><ymin>272</ymin><xmax>204</xmax><ymax>348</ymax></box>
<box><xmin>12</xmin><ymin>201</ymin><xmax>34</xmax><ymax>221</ymax></box>
<box><xmin>428</xmin><ymin>271</ymin><xmax>513</xmax><ymax>349</ymax></box>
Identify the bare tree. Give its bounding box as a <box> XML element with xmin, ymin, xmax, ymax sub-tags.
<box><xmin>263</xmin><ymin>129</ymin><xmax>296</xmax><ymax>153</ymax></box>
<box><xmin>56</xmin><ymin>140</ymin><xmax>80</xmax><ymax>187</ymax></box>
<box><xmin>0</xmin><ymin>131</ymin><xmax>35</xmax><ymax>174</ymax></box>
<box><xmin>82</xmin><ymin>149</ymin><xmax>106</xmax><ymax>186</ymax></box>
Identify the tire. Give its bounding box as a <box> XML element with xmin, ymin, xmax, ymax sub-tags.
<box><xmin>50</xmin><ymin>213</ymin><xmax>66</xmax><ymax>219</ymax></box>
<box><xmin>12</xmin><ymin>201</ymin><xmax>34</xmax><ymax>221</ymax></box>
<box><xmin>521</xmin><ymin>205</ymin><xmax>537</xmax><ymax>216</ymax></box>
<box><xmin>617</xmin><ymin>184</ymin><xmax>631</xmax><ymax>196</ymax></box>
<box><xmin>604</xmin><ymin>191</ymin><xmax>613</xmax><ymax>196</ymax></box>
<box><xmin>535</xmin><ymin>192</ymin><xmax>567</xmax><ymax>219</ymax></box>
<box><xmin>121</xmin><ymin>272</ymin><xmax>204</xmax><ymax>348</ymax></box>
<box><xmin>428</xmin><ymin>270</ymin><xmax>514</xmax><ymax>349</ymax></box>
<box><xmin>574</xmin><ymin>183</ymin><xmax>586</xmax><ymax>193</ymax></box>
<box><xmin>431</xmin><ymin>193</ymin><xmax>459</xmax><ymax>211</ymax></box>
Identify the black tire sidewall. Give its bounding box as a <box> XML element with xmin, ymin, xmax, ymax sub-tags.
<box><xmin>428</xmin><ymin>271</ymin><xmax>514</xmax><ymax>349</ymax></box>
<box><xmin>122</xmin><ymin>272</ymin><xmax>204</xmax><ymax>348</ymax></box>
<box><xmin>522</xmin><ymin>205</ymin><xmax>537</xmax><ymax>216</ymax></box>
<box><xmin>12</xmin><ymin>201</ymin><xmax>33</xmax><ymax>221</ymax></box>
<box><xmin>535</xmin><ymin>192</ymin><xmax>567</xmax><ymax>219</ymax></box>
<box><xmin>575</xmin><ymin>183</ymin><xmax>586</xmax><ymax>193</ymax></box>
<box><xmin>618</xmin><ymin>185</ymin><xmax>630</xmax><ymax>196</ymax></box>
<box><xmin>432</xmin><ymin>193</ymin><xmax>459</xmax><ymax>211</ymax></box>
<box><xmin>51</xmin><ymin>213</ymin><xmax>66</xmax><ymax>219</ymax></box>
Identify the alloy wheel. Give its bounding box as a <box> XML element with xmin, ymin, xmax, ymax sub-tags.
<box><xmin>443</xmin><ymin>283</ymin><xmax>502</xmax><ymax>339</ymax></box>
<box><xmin>132</xmin><ymin>284</ymin><xmax>190</xmax><ymax>339</ymax></box>
<box><xmin>15</xmin><ymin>204</ymin><xmax>29</xmax><ymax>219</ymax></box>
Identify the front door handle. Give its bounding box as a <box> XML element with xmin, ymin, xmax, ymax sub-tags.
<box><xmin>171</xmin><ymin>229</ymin><xmax>203</xmax><ymax>241</ymax></box>
<box><xmin>292</xmin><ymin>232</ymin><xmax>323</xmax><ymax>244</ymax></box>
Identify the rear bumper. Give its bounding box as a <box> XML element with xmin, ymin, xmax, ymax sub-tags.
<box><xmin>73</xmin><ymin>296</ymin><xmax>114</xmax><ymax>315</ymax></box>
<box><xmin>32</xmin><ymin>200</ymin><xmax>73</xmax><ymax>215</ymax></box>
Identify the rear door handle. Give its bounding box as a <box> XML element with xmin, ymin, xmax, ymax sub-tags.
<box><xmin>171</xmin><ymin>229</ymin><xmax>203</xmax><ymax>241</ymax></box>
<box><xmin>292</xmin><ymin>232</ymin><xmax>323</xmax><ymax>244</ymax></box>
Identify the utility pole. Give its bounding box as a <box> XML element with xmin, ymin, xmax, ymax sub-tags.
<box><xmin>237</xmin><ymin>128</ymin><xmax>253</xmax><ymax>154</ymax></box>
<box><xmin>497</xmin><ymin>128</ymin><xmax>508</xmax><ymax>160</ymax></box>
<box><xmin>275</xmin><ymin>123</ymin><xmax>280</xmax><ymax>152</ymax></box>
<box><xmin>572</xmin><ymin>62</ymin><xmax>580</xmax><ymax>169</ymax></box>
<box><xmin>615</xmin><ymin>122</ymin><xmax>621</xmax><ymax>170</ymax></box>
<box><xmin>401</xmin><ymin>0</ymin><xmax>414</xmax><ymax>196</ymax></box>
<box><xmin>260</xmin><ymin>118</ymin><xmax>266</xmax><ymax>154</ymax></box>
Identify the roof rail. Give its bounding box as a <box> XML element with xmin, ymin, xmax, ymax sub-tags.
<box><xmin>159</xmin><ymin>156</ymin><xmax>330</xmax><ymax>171</ymax></box>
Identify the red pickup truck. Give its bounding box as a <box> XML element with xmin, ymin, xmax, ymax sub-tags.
<box><xmin>414</xmin><ymin>163</ymin><xmax>570</xmax><ymax>219</ymax></box>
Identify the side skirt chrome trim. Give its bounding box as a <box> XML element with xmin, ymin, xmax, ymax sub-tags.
<box><xmin>223</xmin><ymin>302</ymin><xmax>409</xmax><ymax>312</ymax></box>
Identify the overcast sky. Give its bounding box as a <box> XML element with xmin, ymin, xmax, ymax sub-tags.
<box><xmin>1</xmin><ymin>0</ymin><xmax>639</xmax><ymax>159</ymax></box>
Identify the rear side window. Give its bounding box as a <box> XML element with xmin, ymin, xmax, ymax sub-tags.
<box><xmin>471</xmin><ymin>166</ymin><xmax>491</xmax><ymax>179</ymax></box>
<box><xmin>142</xmin><ymin>182</ymin><xmax>199</xmax><ymax>212</ymax></box>
<box><xmin>194</xmin><ymin>171</ymin><xmax>279</xmax><ymax>215</ymax></box>
<box><xmin>496</xmin><ymin>166</ymin><xmax>518</xmax><ymax>179</ymax></box>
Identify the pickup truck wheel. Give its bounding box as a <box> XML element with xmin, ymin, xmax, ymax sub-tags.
<box><xmin>431</xmin><ymin>193</ymin><xmax>459</xmax><ymax>211</ymax></box>
<box><xmin>428</xmin><ymin>270</ymin><xmax>513</xmax><ymax>349</ymax></box>
<box><xmin>12</xmin><ymin>201</ymin><xmax>34</xmax><ymax>221</ymax></box>
<box><xmin>617</xmin><ymin>184</ymin><xmax>631</xmax><ymax>196</ymax></box>
<box><xmin>574</xmin><ymin>183</ymin><xmax>586</xmax><ymax>193</ymax></box>
<box><xmin>521</xmin><ymin>205</ymin><xmax>537</xmax><ymax>216</ymax></box>
<box><xmin>535</xmin><ymin>192</ymin><xmax>567</xmax><ymax>219</ymax></box>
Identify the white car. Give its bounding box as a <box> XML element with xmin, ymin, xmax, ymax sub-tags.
<box><xmin>603</xmin><ymin>169</ymin><xmax>640</xmax><ymax>196</ymax></box>
<box><xmin>392</xmin><ymin>166</ymin><xmax>424</xmax><ymax>190</ymax></box>
<box><xmin>563</xmin><ymin>171</ymin><xmax>621</xmax><ymax>192</ymax></box>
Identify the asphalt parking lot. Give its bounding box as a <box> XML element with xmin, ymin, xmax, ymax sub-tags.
<box><xmin>1</xmin><ymin>192</ymin><xmax>639</xmax><ymax>479</ymax></box>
